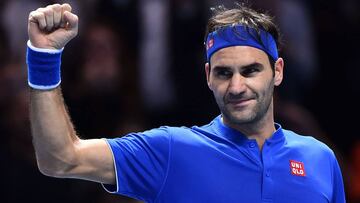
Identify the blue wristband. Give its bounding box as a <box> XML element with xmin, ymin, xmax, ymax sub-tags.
<box><xmin>26</xmin><ymin>41</ymin><xmax>63</xmax><ymax>90</ymax></box>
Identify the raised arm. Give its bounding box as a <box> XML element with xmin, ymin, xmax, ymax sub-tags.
<box><xmin>28</xmin><ymin>4</ymin><xmax>115</xmax><ymax>184</ymax></box>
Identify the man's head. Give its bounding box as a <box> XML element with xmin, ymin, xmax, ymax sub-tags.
<box><xmin>204</xmin><ymin>4</ymin><xmax>284</xmax><ymax>128</ymax></box>
<box><xmin>204</xmin><ymin>3</ymin><xmax>281</xmax><ymax>70</ymax></box>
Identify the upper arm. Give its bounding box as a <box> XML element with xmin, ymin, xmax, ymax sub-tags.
<box><xmin>105</xmin><ymin>128</ymin><xmax>171</xmax><ymax>200</ymax></box>
<box><xmin>65</xmin><ymin>138</ymin><xmax>116</xmax><ymax>185</ymax></box>
<box><xmin>65</xmin><ymin>128</ymin><xmax>171</xmax><ymax>201</ymax></box>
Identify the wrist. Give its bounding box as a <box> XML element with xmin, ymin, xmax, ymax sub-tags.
<box><xmin>27</xmin><ymin>40</ymin><xmax>64</xmax><ymax>53</ymax></box>
<box><xmin>26</xmin><ymin>40</ymin><xmax>63</xmax><ymax>90</ymax></box>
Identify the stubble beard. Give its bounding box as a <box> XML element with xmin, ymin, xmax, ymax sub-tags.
<box><xmin>218</xmin><ymin>82</ymin><xmax>275</xmax><ymax>126</ymax></box>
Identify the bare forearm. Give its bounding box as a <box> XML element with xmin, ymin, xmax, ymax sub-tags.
<box><xmin>27</xmin><ymin>4</ymin><xmax>115</xmax><ymax>183</ymax></box>
<box><xmin>30</xmin><ymin>87</ymin><xmax>79</xmax><ymax>175</ymax></box>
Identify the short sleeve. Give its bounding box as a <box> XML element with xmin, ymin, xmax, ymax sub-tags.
<box><xmin>331</xmin><ymin>153</ymin><xmax>346</xmax><ymax>203</ymax></box>
<box><xmin>102</xmin><ymin>127</ymin><xmax>171</xmax><ymax>202</ymax></box>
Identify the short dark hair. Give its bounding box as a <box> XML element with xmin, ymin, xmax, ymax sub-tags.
<box><xmin>204</xmin><ymin>3</ymin><xmax>282</xmax><ymax>70</ymax></box>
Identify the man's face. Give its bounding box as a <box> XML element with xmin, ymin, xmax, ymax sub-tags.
<box><xmin>206</xmin><ymin>46</ymin><xmax>283</xmax><ymax>126</ymax></box>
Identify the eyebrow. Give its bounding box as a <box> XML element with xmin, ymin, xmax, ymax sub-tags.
<box><xmin>242</xmin><ymin>62</ymin><xmax>264</xmax><ymax>70</ymax></box>
<box><xmin>212</xmin><ymin>62</ymin><xmax>264</xmax><ymax>71</ymax></box>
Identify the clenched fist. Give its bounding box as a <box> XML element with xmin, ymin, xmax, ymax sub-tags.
<box><xmin>28</xmin><ymin>3</ymin><xmax>78</xmax><ymax>49</ymax></box>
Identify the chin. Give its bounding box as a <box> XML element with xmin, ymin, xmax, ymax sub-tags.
<box><xmin>223</xmin><ymin>110</ymin><xmax>257</xmax><ymax>125</ymax></box>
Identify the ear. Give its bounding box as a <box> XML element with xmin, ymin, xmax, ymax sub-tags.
<box><xmin>205</xmin><ymin>62</ymin><xmax>211</xmax><ymax>89</ymax></box>
<box><xmin>205</xmin><ymin>62</ymin><xmax>212</xmax><ymax>90</ymax></box>
<box><xmin>274</xmin><ymin>58</ymin><xmax>284</xmax><ymax>86</ymax></box>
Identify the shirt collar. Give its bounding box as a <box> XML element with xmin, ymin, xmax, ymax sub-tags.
<box><xmin>211</xmin><ymin>115</ymin><xmax>285</xmax><ymax>146</ymax></box>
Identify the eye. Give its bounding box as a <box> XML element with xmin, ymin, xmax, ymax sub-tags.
<box><xmin>242</xmin><ymin>67</ymin><xmax>259</xmax><ymax>77</ymax></box>
<box><xmin>215</xmin><ymin>69</ymin><xmax>233</xmax><ymax>79</ymax></box>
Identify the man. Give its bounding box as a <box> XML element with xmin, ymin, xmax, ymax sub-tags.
<box><xmin>27</xmin><ymin>3</ymin><xmax>346</xmax><ymax>203</ymax></box>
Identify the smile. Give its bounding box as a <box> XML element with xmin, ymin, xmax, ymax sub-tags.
<box><xmin>227</xmin><ymin>98</ymin><xmax>254</xmax><ymax>108</ymax></box>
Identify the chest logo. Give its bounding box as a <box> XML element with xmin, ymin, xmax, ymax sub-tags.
<box><xmin>290</xmin><ymin>160</ymin><xmax>306</xmax><ymax>177</ymax></box>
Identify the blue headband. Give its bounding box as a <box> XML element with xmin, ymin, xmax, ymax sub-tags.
<box><xmin>205</xmin><ymin>25</ymin><xmax>278</xmax><ymax>62</ymax></box>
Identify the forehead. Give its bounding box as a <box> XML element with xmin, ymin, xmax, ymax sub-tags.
<box><xmin>210</xmin><ymin>46</ymin><xmax>270</xmax><ymax>67</ymax></box>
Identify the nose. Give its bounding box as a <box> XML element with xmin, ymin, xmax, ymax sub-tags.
<box><xmin>228</xmin><ymin>73</ymin><xmax>246</xmax><ymax>96</ymax></box>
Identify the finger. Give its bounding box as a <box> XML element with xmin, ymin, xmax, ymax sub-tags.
<box><xmin>63</xmin><ymin>11</ymin><xmax>78</xmax><ymax>30</ymax></box>
<box><xmin>43</xmin><ymin>6</ymin><xmax>54</xmax><ymax>31</ymax></box>
<box><xmin>51</xmin><ymin>4</ymin><xmax>62</xmax><ymax>28</ymax></box>
<box><xmin>60</xmin><ymin>4</ymin><xmax>72</xmax><ymax>28</ymax></box>
<box><xmin>62</xmin><ymin>3</ymin><xmax>72</xmax><ymax>12</ymax></box>
<box><xmin>29</xmin><ymin>10</ymin><xmax>46</xmax><ymax>30</ymax></box>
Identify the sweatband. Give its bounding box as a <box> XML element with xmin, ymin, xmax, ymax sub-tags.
<box><xmin>205</xmin><ymin>25</ymin><xmax>278</xmax><ymax>62</ymax></box>
<box><xmin>26</xmin><ymin>40</ymin><xmax>64</xmax><ymax>90</ymax></box>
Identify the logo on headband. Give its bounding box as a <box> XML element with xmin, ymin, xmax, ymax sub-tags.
<box><xmin>206</xmin><ymin>38</ymin><xmax>214</xmax><ymax>50</ymax></box>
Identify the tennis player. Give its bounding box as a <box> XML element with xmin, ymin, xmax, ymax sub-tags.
<box><xmin>27</xmin><ymin>3</ymin><xmax>346</xmax><ymax>202</ymax></box>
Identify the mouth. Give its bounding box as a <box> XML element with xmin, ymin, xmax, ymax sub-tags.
<box><xmin>226</xmin><ymin>98</ymin><xmax>254</xmax><ymax>108</ymax></box>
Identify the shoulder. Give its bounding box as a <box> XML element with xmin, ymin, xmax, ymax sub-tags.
<box><xmin>282</xmin><ymin>129</ymin><xmax>336</xmax><ymax>160</ymax></box>
<box><xmin>106</xmin><ymin>127</ymin><xmax>171</xmax><ymax>153</ymax></box>
<box><xmin>108</xmin><ymin>126</ymin><xmax>198</xmax><ymax>146</ymax></box>
<box><xmin>283</xmin><ymin>129</ymin><xmax>331</xmax><ymax>150</ymax></box>
<box><xmin>136</xmin><ymin>125</ymin><xmax>216</xmax><ymax>147</ymax></box>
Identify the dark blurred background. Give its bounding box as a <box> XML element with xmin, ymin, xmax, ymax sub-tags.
<box><xmin>1</xmin><ymin>0</ymin><xmax>359</xmax><ymax>202</ymax></box>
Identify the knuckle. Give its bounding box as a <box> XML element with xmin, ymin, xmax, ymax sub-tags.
<box><xmin>38</xmin><ymin>12</ymin><xmax>45</xmax><ymax>19</ymax></box>
<box><xmin>53</xmin><ymin>3</ymin><xmax>61</xmax><ymax>8</ymax></box>
<box><xmin>30</xmin><ymin>12</ymin><xmax>45</xmax><ymax>20</ymax></box>
<box><xmin>36</xmin><ymin>7</ymin><xmax>46</xmax><ymax>14</ymax></box>
<box><xmin>61</xmin><ymin>3</ymin><xmax>72</xmax><ymax>12</ymax></box>
<box><xmin>62</xmin><ymin>3</ymin><xmax>71</xmax><ymax>8</ymax></box>
<box><xmin>52</xmin><ymin>4</ymin><xmax>62</xmax><ymax>11</ymax></box>
<box><xmin>43</xmin><ymin>9</ymin><xmax>53</xmax><ymax>17</ymax></box>
<box><xmin>29</xmin><ymin>11</ymin><xmax>36</xmax><ymax>18</ymax></box>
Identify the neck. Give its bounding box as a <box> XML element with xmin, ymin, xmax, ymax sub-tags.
<box><xmin>222</xmin><ymin>106</ymin><xmax>276</xmax><ymax>150</ymax></box>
